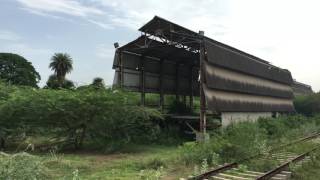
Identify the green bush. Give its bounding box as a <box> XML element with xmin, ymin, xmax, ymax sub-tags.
<box><xmin>220</xmin><ymin>122</ymin><xmax>268</xmax><ymax>162</ymax></box>
<box><xmin>0</xmin><ymin>152</ymin><xmax>49</xmax><ymax>179</ymax></box>
<box><xmin>257</xmin><ymin>115</ymin><xmax>318</xmax><ymax>141</ymax></box>
<box><xmin>294</xmin><ymin>93</ymin><xmax>320</xmax><ymax>116</ymax></box>
<box><xmin>167</xmin><ymin>99</ymin><xmax>192</xmax><ymax>114</ymax></box>
<box><xmin>139</xmin><ymin>157</ymin><xmax>167</xmax><ymax>170</ymax></box>
<box><xmin>179</xmin><ymin>140</ymin><xmax>223</xmax><ymax>165</ymax></box>
<box><xmin>179</xmin><ymin>115</ymin><xmax>320</xmax><ymax>165</ymax></box>
<box><xmin>0</xmin><ymin>83</ymin><xmax>164</xmax><ymax>151</ymax></box>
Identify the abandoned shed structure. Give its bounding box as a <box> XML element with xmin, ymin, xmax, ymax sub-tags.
<box><xmin>112</xmin><ymin>16</ymin><xmax>295</xmax><ymax>129</ymax></box>
<box><xmin>292</xmin><ymin>80</ymin><xmax>313</xmax><ymax>96</ymax></box>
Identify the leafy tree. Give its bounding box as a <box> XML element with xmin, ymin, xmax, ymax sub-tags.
<box><xmin>45</xmin><ymin>74</ymin><xmax>75</xmax><ymax>89</ymax></box>
<box><xmin>91</xmin><ymin>77</ymin><xmax>105</xmax><ymax>89</ymax></box>
<box><xmin>49</xmin><ymin>53</ymin><xmax>73</xmax><ymax>87</ymax></box>
<box><xmin>0</xmin><ymin>53</ymin><xmax>40</xmax><ymax>87</ymax></box>
<box><xmin>0</xmin><ymin>85</ymin><xmax>163</xmax><ymax>150</ymax></box>
<box><xmin>294</xmin><ymin>93</ymin><xmax>320</xmax><ymax>116</ymax></box>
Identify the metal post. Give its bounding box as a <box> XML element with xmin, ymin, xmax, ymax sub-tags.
<box><xmin>118</xmin><ymin>50</ymin><xmax>123</xmax><ymax>88</ymax></box>
<box><xmin>189</xmin><ymin>66</ymin><xmax>194</xmax><ymax>110</ymax></box>
<box><xmin>140</xmin><ymin>56</ymin><xmax>145</xmax><ymax>106</ymax></box>
<box><xmin>159</xmin><ymin>59</ymin><xmax>164</xmax><ymax>110</ymax></box>
<box><xmin>175</xmin><ymin>63</ymin><xmax>180</xmax><ymax>102</ymax></box>
<box><xmin>183</xmin><ymin>95</ymin><xmax>187</xmax><ymax>107</ymax></box>
<box><xmin>199</xmin><ymin>31</ymin><xmax>206</xmax><ymax>134</ymax></box>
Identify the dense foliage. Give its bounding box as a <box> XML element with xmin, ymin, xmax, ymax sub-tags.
<box><xmin>91</xmin><ymin>77</ymin><xmax>105</xmax><ymax>89</ymax></box>
<box><xmin>294</xmin><ymin>93</ymin><xmax>320</xmax><ymax>116</ymax></box>
<box><xmin>0</xmin><ymin>53</ymin><xmax>40</xmax><ymax>87</ymax></box>
<box><xmin>0</xmin><ymin>83</ymin><xmax>163</xmax><ymax>151</ymax></box>
<box><xmin>179</xmin><ymin>115</ymin><xmax>320</xmax><ymax>166</ymax></box>
<box><xmin>45</xmin><ymin>74</ymin><xmax>75</xmax><ymax>89</ymax></box>
<box><xmin>49</xmin><ymin>53</ymin><xmax>73</xmax><ymax>87</ymax></box>
<box><xmin>0</xmin><ymin>152</ymin><xmax>49</xmax><ymax>179</ymax></box>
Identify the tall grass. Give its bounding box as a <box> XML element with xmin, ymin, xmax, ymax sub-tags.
<box><xmin>0</xmin><ymin>152</ymin><xmax>49</xmax><ymax>179</ymax></box>
<box><xmin>178</xmin><ymin>115</ymin><xmax>320</xmax><ymax>166</ymax></box>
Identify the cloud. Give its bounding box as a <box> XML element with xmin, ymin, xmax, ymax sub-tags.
<box><xmin>16</xmin><ymin>0</ymin><xmax>230</xmax><ymax>32</ymax></box>
<box><xmin>0</xmin><ymin>30</ymin><xmax>21</xmax><ymax>41</ymax></box>
<box><xmin>17</xmin><ymin>0</ymin><xmax>104</xmax><ymax>17</ymax></box>
<box><xmin>87</xmin><ymin>19</ymin><xmax>113</xmax><ymax>30</ymax></box>
<box><xmin>16</xmin><ymin>0</ymin><xmax>109</xmax><ymax>29</ymax></box>
<box><xmin>91</xmin><ymin>0</ymin><xmax>230</xmax><ymax>31</ymax></box>
<box><xmin>96</xmin><ymin>44</ymin><xmax>115</xmax><ymax>59</ymax></box>
<box><xmin>20</xmin><ymin>7</ymin><xmax>72</xmax><ymax>21</ymax></box>
<box><xmin>0</xmin><ymin>43</ymin><xmax>53</xmax><ymax>59</ymax></box>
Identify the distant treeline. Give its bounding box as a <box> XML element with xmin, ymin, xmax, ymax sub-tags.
<box><xmin>294</xmin><ymin>92</ymin><xmax>320</xmax><ymax>116</ymax></box>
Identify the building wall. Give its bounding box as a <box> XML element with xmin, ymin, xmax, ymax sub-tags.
<box><xmin>221</xmin><ymin>112</ymin><xmax>273</xmax><ymax>126</ymax></box>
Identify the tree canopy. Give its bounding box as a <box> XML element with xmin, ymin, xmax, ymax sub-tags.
<box><xmin>91</xmin><ymin>77</ymin><xmax>105</xmax><ymax>89</ymax></box>
<box><xmin>49</xmin><ymin>53</ymin><xmax>73</xmax><ymax>87</ymax></box>
<box><xmin>45</xmin><ymin>74</ymin><xmax>75</xmax><ymax>89</ymax></box>
<box><xmin>0</xmin><ymin>53</ymin><xmax>40</xmax><ymax>87</ymax></box>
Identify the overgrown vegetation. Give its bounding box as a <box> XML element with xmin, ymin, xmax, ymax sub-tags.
<box><xmin>178</xmin><ymin>114</ymin><xmax>320</xmax><ymax>168</ymax></box>
<box><xmin>294</xmin><ymin>92</ymin><xmax>320</xmax><ymax>116</ymax></box>
<box><xmin>0</xmin><ymin>152</ymin><xmax>49</xmax><ymax>179</ymax></box>
<box><xmin>0</xmin><ymin>82</ymin><xmax>163</xmax><ymax>151</ymax></box>
<box><xmin>1</xmin><ymin>68</ymin><xmax>320</xmax><ymax>179</ymax></box>
<box><xmin>291</xmin><ymin>150</ymin><xmax>320</xmax><ymax>180</ymax></box>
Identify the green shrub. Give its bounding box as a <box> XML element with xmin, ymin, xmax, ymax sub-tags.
<box><xmin>167</xmin><ymin>99</ymin><xmax>192</xmax><ymax>114</ymax></box>
<box><xmin>220</xmin><ymin>122</ymin><xmax>268</xmax><ymax>162</ymax></box>
<box><xmin>179</xmin><ymin>115</ymin><xmax>319</xmax><ymax>165</ymax></box>
<box><xmin>294</xmin><ymin>93</ymin><xmax>320</xmax><ymax>116</ymax></box>
<box><xmin>0</xmin><ymin>84</ymin><xmax>164</xmax><ymax>151</ymax></box>
<box><xmin>0</xmin><ymin>152</ymin><xmax>49</xmax><ymax>179</ymax></box>
<box><xmin>179</xmin><ymin>122</ymin><xmax>269</xmax><ymax>165</ymax></box>
<box><xmin>179</xmin><ymin>140</ymin><xmax>223</xmax><ymax>165</ymax></box>
<box><xmin>139</xmin><ymin>157</ymin><xmax>166</xmax><ymax>170</ymax></box>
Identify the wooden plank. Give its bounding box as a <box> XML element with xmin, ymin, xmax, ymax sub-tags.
<box><xmin>217</xmin><ymin>173</ymin><xmax>251</xmax><ymax>180</ymax></box>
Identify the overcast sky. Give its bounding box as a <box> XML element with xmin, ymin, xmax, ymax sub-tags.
<box><xmin>0</xmin><ymin>0</ymin><xmax>319</xmax><ymax>91</ymax></box>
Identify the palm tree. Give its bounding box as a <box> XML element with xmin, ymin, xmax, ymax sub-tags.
<box><xmin>49</xmin><ymin>53</ymin><xmax>73</xmax><ymax>87</ymax></box>
<box><xmin>91</xmin><ymin>77</ymin><xmax>105</xmax><ymax>88</ymax></box>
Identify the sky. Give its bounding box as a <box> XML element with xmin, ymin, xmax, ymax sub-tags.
<box><xmin>0</xmin><ymin>0</ymin><xmax>319</xmax><ymax>91</ymax></box>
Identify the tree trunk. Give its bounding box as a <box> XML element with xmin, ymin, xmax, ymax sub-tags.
<box><xmin>0</xmin><ymin>137</ymin><xmax>5</xmax><ymax>150</ymax></box>
<box><xmin>58</xmin><ymin>76</ymin><xmax>65</xmax><ymax>88</ymax></box>
<box><xmin>78</xmin><ymin>124</ymin><xmax>87</xmax><ymax>149</ymax></box>
<box><xmin>74</xmin><ymin>125</ymin><xmax>86</xmax><ymax>150</ymax></box>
